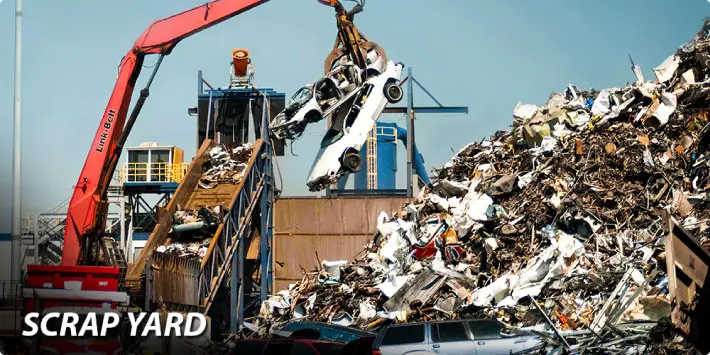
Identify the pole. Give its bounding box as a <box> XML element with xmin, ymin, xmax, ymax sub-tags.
<box><xmin>119</xmin><ymin>198</ymin><xmax>126</xmax><ymax>251</ymax></box>
<box><xmin>406</xmin><ymin>67</ymin><xmax>414</xmax><ymax>198</ymax></box>
<box><xmin>11</xmin><ymin>0</ymin><xmax>23</xmax><ymax>283</ymax></box>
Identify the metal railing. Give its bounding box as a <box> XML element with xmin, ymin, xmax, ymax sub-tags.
<box><xmin>0</xmin><ymin>281</ymin><xmax>22</xmax><ymax>310</ymax></box>
<box><xmin>0</xmin><ymin>281</ymin><xmax>22</xmax><ymax>335</ymax></box>
<box><xmin>199</xmin><ymin>139</ymin><xmax>271</xmax><ymax>318</ymax></box>
<box><xmin>118</xmin><ymin>162</ymin><xmax>189</xmax><ymax>184</ymax></box>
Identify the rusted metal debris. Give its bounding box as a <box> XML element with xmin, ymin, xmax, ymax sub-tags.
<box><xmin>153</xmin><ymin>143</ymin><xmax>254</xmax><ymax>263</ymax></box>
<box><xmin>199</xmin><ymin>143</ymin><xmax>252</xmax><ymax>189</ymax></box>
<box><xmin>251</xmin><ymin>20</ymin><xmax>710</xmax><ymax>354</ymax></box>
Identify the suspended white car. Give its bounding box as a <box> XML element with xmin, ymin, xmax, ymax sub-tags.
<box><xmin>306</xmin><ymin>60</ymin><xmax>404</xmax><ymax>191</ymax></box>
<box><xmin>270</xmin><ymin>47</ymin><xmax>388</xmax><ymax>140</ymax></box>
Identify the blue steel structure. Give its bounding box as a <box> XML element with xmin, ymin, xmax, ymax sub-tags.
<box><xmin>195</xmin><ymin>70</ymin><xmax>286</xmax><ymax>155</ymax></box>
<box><xmin>337</xmin><ymin>122</ymin><xmax>429</xmax><ymax>194</ymax></box>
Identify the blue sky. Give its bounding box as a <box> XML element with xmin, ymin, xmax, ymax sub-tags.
<box><xmin>0</xmin><ymin>0</ymin><xmax>708</xmax><ymax>232</ymax></box>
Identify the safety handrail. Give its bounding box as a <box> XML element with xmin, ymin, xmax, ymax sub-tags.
<box><xmin>118</xmin><ymin>162</ymin><xmax>189</xmax><ymax>184</ymax></box>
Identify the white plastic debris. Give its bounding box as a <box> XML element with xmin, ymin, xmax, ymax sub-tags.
<box><xmin>654</xmin><ymin>55</ymin><xmax>680</xmax><ymax>83</ymax></box>
<box><xmin>681</xmin><ymin>69</ymin><xmax>696</xmax><ymax>85</ymax></box>
<box><xmin>379</xmin><ymin>230</ymin><xmax>409</xmax><ymax>264</ymax></box>
<box><xmin>650</xmin><ymin>92</ymin><xmax>677</xmax><ymax>127</ymax></box>
<box><xmin>592</xmin><ymin>88</ymin><xmax>617</xmax><ymax>115</ymax></box>
<box><xmin>484</xmin><ymin>238</ymin><xmax>498</xmax><ymax>255</ymax></box>
<box><xmin>377</xmin><ymin>275</ymin><xmax>413</xmax><ymax>298</ymax></box>
<box><xmin>513</xmin><ymin>103</ymin><xmax>539</xmax><ymax>120</ymax></box>
<box><xmin>426</xmin><ymin>193</ymin><xmax>450</xmax><ymax>212</ymax></box>
<box><xmin>322</xmin><ymin>260</ymin><xmax>348</xmax><ymax>280</ymax></box>
<box><xmin>517</xmin><ymin>172</ymin><xmax>534</xmax><ymax>189</ymax></box>
<box><xmin>632</xmin><ymin>61</ymin><xmax>645</xmax><ymax>83</ymax></box>
<box><xmin>471</xmin><ymin>232</ymin><xmax>586</xmax><ymax>308</ymax></box>
<box><xmin>358</xmin><ymin>302</ymin><xmax>377</xmax><ymax>322</ymax></box>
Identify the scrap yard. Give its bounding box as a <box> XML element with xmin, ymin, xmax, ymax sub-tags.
<box><xmin>3</xmin><ymin>0</ymin><xmax>710</xmax><ymax>354</ymax></box>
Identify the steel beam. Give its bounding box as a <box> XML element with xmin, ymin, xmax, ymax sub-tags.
<box><xmin>11</xmin><ymin>0</ymin><xmax>23</xmax><ymax>283</ymax></box>
<box><xmin>259</xmin><ymin>93</ymin><xmax>273</xmax><ymax>301</ymax></box>
<box><xmin>383</xmin><ymin>106</ymin><xmax>469</xmax><ymax>114</ymax></box>
<box><xmin>406</xmin><ymin>67</ymin><xmax>414</xmax><ymax>198</ymax></box>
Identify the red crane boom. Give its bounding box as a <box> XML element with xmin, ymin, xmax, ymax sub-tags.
<box><xmin>61</xmin><ymin>0</ymin><xmax>270</xmax><ymax>266</ymax></box>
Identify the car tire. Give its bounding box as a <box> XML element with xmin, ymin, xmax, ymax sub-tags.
<box><xmin>342</xmin><ymin>151</ymin><xmax>362</xmax><ymax>173</ymax></box>
<box><xmin>305</xmin><ymin>111</ymin><xmax>323</xmax><ymax>123</ymax></box>
<box><xmin>384</xmin><ymin>81</ymin><xmax>403</xmax><ymax>104</ymax></box>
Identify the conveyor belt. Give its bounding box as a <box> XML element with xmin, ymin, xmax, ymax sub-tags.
<box><xmin>127</xmin><ymin>138</ymin><xmax>272</xmax><ymax>316</ymax></box>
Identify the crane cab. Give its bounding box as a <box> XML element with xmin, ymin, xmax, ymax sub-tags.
<box><xmin>119</xmin><ymin>143</ymin><xmax>187</xmax><ymax>185</ymax></box>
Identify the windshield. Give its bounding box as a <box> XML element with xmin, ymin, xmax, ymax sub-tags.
<box><xmin>320</xmin><ymin>129</ymin><xmax>344</xmax><ymax>149</ymax></box>
<box><xmin>288</xmin><ymin>86</ymin><xmax>314</xmax><ymax>108</ymax></box>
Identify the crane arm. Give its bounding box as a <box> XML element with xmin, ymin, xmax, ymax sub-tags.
<box><xmin>319</xmin><ymin>0</ymin><xmax>375</xmax><ymax>74</ymax></box>
<box><xmin>62</xmin><ymin>0</ymin><xmax>270</xmax><ymax>266</ymax></box>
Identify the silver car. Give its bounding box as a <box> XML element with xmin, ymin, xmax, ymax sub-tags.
<box><xmin>372</xmin><ymin>319</ymin><xmax>544</xmax><ymax>355</ymax></box>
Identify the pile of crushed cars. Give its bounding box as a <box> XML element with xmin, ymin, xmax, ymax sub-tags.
<box><xmin>257</xmin><ymin>20</ymin><xmax>710</xmax><ymax>353</ymax></box>
<box><xmin>155</xmin><ymin>143</ymin><xmax>253</xmax><ymax>262</ymax></box>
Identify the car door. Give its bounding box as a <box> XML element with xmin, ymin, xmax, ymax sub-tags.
<box><xmin>378</xmin><ymin>323</ymin><xmax>430</xmax><ymax>354</ymax></box>
<box><xmin>430</xmin><ymin>321</ymin><xmax>477</xmax><ymax>355</ymax></box>
<box><xmin>467</xmin><ymin>320</ymin><xmax>516</xmax><ymax>355</ymax></box>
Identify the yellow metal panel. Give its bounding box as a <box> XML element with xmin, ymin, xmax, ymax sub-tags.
<box><xmin>172</xmin><ymin>147</ymin><xmax>184</xmax><ymax>165</ymax></box>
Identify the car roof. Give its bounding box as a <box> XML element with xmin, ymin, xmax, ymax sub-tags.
<box><xmin>385</xmin><ymin>318</ymin><xmax>504</xmax><ymax>327</ymax></box>
<box><xmin>284</xmin><ymin>320</ymin><xmax>374</xmax><ymax>334</ymax></box>
<box><xmin>236</xmin><ymin>338</ymin><xmax>343</xmax><ymax>345</ymax></box>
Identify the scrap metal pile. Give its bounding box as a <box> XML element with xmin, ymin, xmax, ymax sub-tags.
<box><xmin>156</xmin><ymin>207</ymin><xmax>221</xmax><ymax>261</ymax></box>
<box><xmin>155</xmin><ymin>143</ymin><xmax>253</xmax><ymax>262</ymax></box>
<box><xmin>199</xmin><ymin>143</ymin><xmax>253</xmax><ymax>189</ymax></box>
<box><xmin>258</xmin><ymin>20</ymin><xmax>710</xmax><ymax>353</ymax></box>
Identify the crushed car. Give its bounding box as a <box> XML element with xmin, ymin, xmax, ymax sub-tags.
<box><xmin>271</xmin><ymin>47</ymin><xmax>389</xmax><ymax>140</ymax></box>
<box><xmin>306</xmin><ymin>59</ymin><xmax>404</xmax><ymax>191</ymax></box>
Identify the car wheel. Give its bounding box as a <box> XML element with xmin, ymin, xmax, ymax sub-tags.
<box><xmin>342</xmin><ymin>151</ymin><xmax>362</xmax><ymax>173</ymax></box>
<box><xmin>305</xmin><ymin>111</ymin><xmax>323</xmax><ymax>123</ymax></box>
<box><xmin>384</xmin><ymin>81</ymin><xmax>403</xmax><ymax>104</ymax></box>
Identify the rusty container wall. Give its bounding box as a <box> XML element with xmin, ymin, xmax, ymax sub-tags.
<box><xmin>273</xmin><ymin>197</ymin><xmax>410</xmax><ymax>291</ymax></box>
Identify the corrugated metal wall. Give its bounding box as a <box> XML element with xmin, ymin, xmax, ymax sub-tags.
<box><xmin>273</xmin><ymin>197</ymin><xmax>409</xmax><ymax>291</ymax></box>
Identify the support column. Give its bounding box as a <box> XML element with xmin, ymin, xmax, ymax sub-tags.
<box><xmin>230</xmin><ymin>221</ymin><xmax>239</xmax><ymax>332</ymax></box>
<box><xmin>260</xmin><ymin>95</ymin><xmax>273</xmax><ymax>302</ymax></box>
<box><xmin>120</xmin><ymin>198</ymin><xmax>126</xmax><ymax>251</ymax></box>
<box><xmin>406</xmin><ymin>67</ymin><xmax>414</xmax><ymax>198</ymax></box>
<box><xmin>11</xmin><ymin>0</ymin><xmax>23</xmax><ymax>283</ymax></box>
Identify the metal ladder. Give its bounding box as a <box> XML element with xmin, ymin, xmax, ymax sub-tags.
<box><xmin>367</xmin><ymin>126</ymin><xmax>378</xmax><ymax>189</ymax></box>
<box><xmin>101</xmin><ymin>237</ymin><xmax>128</xmax><ymax>291</ymax></box>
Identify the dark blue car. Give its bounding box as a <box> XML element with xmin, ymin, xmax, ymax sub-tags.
<box><xmin>276</xmin><ymin>321</ymin><xmax>375</xmax><ymax>343</ymax></box>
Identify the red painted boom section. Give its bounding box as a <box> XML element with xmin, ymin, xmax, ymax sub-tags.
<box><xmin>61</xmin><ymin>0</ymin><xmax>270</xmax><ymax>265</ymax></box>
